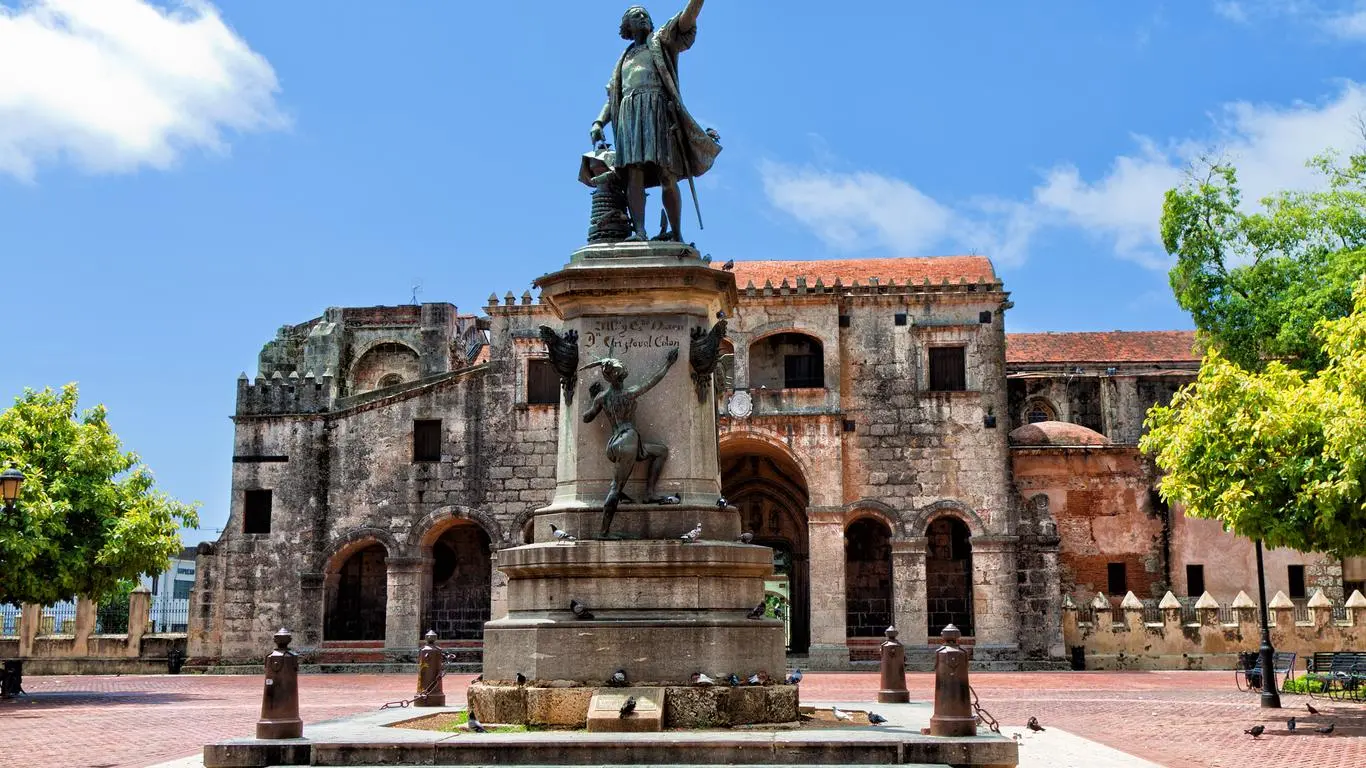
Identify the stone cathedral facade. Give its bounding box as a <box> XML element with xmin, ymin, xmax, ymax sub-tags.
<box><xmin>187</xmin><ymin>255</ymin><xmax>1348</xmax><ymax>671</ymax></box>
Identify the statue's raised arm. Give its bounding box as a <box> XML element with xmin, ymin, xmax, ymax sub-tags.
<box><xmin>678</xmin><ymin>0</ymin><xmax>705</xmax><ymax>32</ymax></box>
<box><xmin>629</xmin><ymin>347</ymin><xmax>679</xmax><ymax>397</ymax></box>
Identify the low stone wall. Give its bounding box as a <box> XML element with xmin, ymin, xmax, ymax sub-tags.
<box><xmin>4</xmin><ymin>588</ymin><xmax>187</xmax><ymax>675</ymax></box>
<box><xmin>1064</xmin><ymin>588</ymin><xmax>1366</xmax><ymax>670</ymax></box>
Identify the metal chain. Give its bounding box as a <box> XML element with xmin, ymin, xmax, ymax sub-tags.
<box><xmin>379</xmin><ymin>651</ymin><xmax>462</xmax><ymax>710</ymax></box>
<box><xmin>968</xmin><ymin>684</ymin><xmax>1001</xmax><ymax>735</ymax></box>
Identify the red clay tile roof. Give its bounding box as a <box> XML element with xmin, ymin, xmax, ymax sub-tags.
<box><xmin>1009</xmin><ymin>421</ymin><xmax>1112</xmax><ymax>447</ymax></box>
<box><xmin>723</xmin><ymin>256</ymin><xmax>997</xmax><ymax>287</ymax></box>
<box><xmin>1006</xmin><ymin>331</ymin><xmax>1200</xmax><ymax>364</ymax></box>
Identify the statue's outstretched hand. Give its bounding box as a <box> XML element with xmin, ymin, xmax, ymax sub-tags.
<box><xmin>666</xmin><ymin>347</ymin><xmax>680</xmax><ymax>365</ymax></box>
<box><xmin>590</xmin><ymin>123</ymin><xmax>606</xmax><ymax>146</ymax></box>
<box><xmin>589</xmin><ymin>382</ymin><xmax>603</xmax><ymax>398</ymax></box>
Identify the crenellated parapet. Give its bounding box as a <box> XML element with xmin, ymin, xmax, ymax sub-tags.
<box><xmin>236</xmin><ymin>369</ymin><xmax>335</xmax><ymax>416</ymax></box>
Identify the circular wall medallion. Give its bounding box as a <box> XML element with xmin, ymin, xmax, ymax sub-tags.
<box><xmin>728</xmin><ymin>390</ymin><xmax>752</xmax><ymax>418</ymax></box>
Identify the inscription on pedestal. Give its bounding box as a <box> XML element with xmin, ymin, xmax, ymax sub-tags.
<box><xmin>582</xmin><ymin>318</ymin><xmax>685</xmax><ymax>354</ymax></box>
<box><xmin>586</xmin><ymin>687</ymin><xmax>665</xmax><ymax>732</ymax></box>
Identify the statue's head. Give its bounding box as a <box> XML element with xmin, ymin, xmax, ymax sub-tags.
<box><xmin>600</xmin><ymin>358</ymin><xmax>629</xmax><ymax>383</ymax></box>
<box><xmin>619</xmin><ymin>5</ymin><xmax>653</xmax><ymax>40</ymax></box>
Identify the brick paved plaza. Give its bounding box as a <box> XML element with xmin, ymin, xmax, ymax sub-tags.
<box><xmin>1</xmin><ymin>671</ymin><xmax>1363</xmax><ymax>767</ymax></box>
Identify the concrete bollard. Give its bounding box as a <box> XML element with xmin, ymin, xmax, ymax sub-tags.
<box><xmin>256</xmin><ymin>628</ymin><xmax>303</xmax><ymax>739</ymax></box>
<box><xmin>929</xmin><ymin>624</ymin><xmax>975</xmax><ymax>737</ymax></box>
<box><xmin>414</xmin><ymin>629</ymin><xmax>447</xmax><ymax>707</ymax></box>
<box><xmin>877</xmin><ymin>625</ymin><xmax>909</xmax><ymax>703</ymax></box>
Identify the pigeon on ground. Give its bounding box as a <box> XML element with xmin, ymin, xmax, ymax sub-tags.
<box><xmin>550</xmin><ymin>524</ymin><xmax>575</xmax><ymax>542</ymax></box>
<box><xmin>468</xmin><ymin>713</ymin><xmax>487</xmax><ymax>733</ymax></box>
<box><xmin>747</xmin><ymin>672</ymin><xmax>768</xmax><ymax>686</ymax></box>
<box><xmin>1244</xmin><ymin>724</ymin><xmax>1265</xmax><ymax>738</ymax></box>
<box><xmin>472</xmin><ymin>674</ymin><xmax>482</xmax><ymax>683</ymax></box>
<box><xmin>681</xmin><ymin>523</ymin><xmax>702</xmax><ymax>542</ymax></box>
<box><xmin>1027</xmin><ymin>716</ymin><xmax>1045</xmax><ymax>732</ymax></box>
<box><xmin>692</xmin><ymin>672</ymin><xmax>715</xmax><ymax>686</ymax></box>
<box><xmin>1288</xmin><ymin>717</ymin><xmax>1296</xmax><ymax>732</ymax></box>
<box><xmin>868</xmin><ymin>712</ymin><xmax>888</xmax><ymax>725</ymax></box>
<box><xmin>722</xmin><ymin>260</ymin><xmax>735</xmax><ymax>271</ymax></box>
<box><xmin>1315</xmin><ymin>723</ymin><xmax>1335</xmax><ymax>735</ymax></box>
<box><xmin>656</xmin><ymin>494</ymin><xmax>681</xmax><ymax>505</ymax></box>
<box><xmin>738</xmin><ymin>531</ymin><xmax>753</xmax><ymax>544</ymax></box>
<box><xmin>515</xmin><ymin>672</ymin><xmax>526</xmax><ymax>686</ymax></box>
<box><xmin>1307</xmin><ymin>703</ymin><xmax>1320</xmax><ymax>715</ymax></box>
<box><xmin>746</xmin><ymin>602</ymin><xmax>766</xmax><ymax>619</ymax></box>
<box><xmin>716</xmin><ymin>310</ymin><xmax>726</xmax><ymax>319</ymax></box>
<box><xmin>728</xmin><ymin>673</ymin><xmax>741</xmax><ymax>687</ymax></box>
<box><xmin>609</xmin><ymin>669</ymin><xmax>628</xmax><ymax>687</ymax></box>
<box><xmin>716</xmin><ymin>496</ymin><xmax>729</xmax><ymax>508</ymax></box>
<box><xmin>570</xmin><ymin>599</ymin><xmax>595</xmax><ymax>620</ymax></box>
<box><xmin>619</xmin><ymin>696</ymin><xmax>636</xmax><ymax>718</ymax></box>
<box><xmin>785</xmin><ymin>668</ymin><xmax>803</xmax><ymax>685</ymax></box>
<box><xmin>832</xmin><ymin>706</ymin><xmax>852</xmax><ymax>722</ymax></box>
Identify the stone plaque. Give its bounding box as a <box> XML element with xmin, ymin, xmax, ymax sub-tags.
<box><xmin>586</xmin><ymin>687</ymin><xmax>665</xmax><ymax>733</ymax></box>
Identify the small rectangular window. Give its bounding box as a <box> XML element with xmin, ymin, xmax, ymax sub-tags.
<box><xmin>173</xmin><ymin>580</ymin><xmax>193</xmax><ymax>600</ymax></box>
<box><xmin>979</xmin><ymin>310</ymin><xmax>993</xmax><ymax>324</ymax></box>
<box><xmin>1107</xmin><ymin>562</ymin><xmax>1128</xmax><ymax>596</ymax></box>
<box><xmin>843</xmin><ymin>419</ymin><xmax>856</xmax><ymax>432</ymax></box>
<box><xmin>838</xmin><ymin>315</ymin><xmax>851</xmax><ymax>328</ymax></box>
<box><xmin>1186</xmin><ymin>564</ymin><xmax>1205</xmax><ymax>597</ymax></box>
<box><xmin>526</xmin><ymin>359</ymin><xmax>559</xmax><ymax>405</ymax></box>
<box><xmin>243</xmin><ymin>489</ymin><xmax>272</xmax><ymax>534</ymax></box>
<box><xmin>928</xmin><ymin>347</ymin><xmax>967</xmax><ymax>391</ymax></box>
<box><xmin>413</xmin><ymin>419</ymin><xmax>442</xmax><ymax>462</ymax></box>
<box><xmin>1288</xmin><ymin>564</ymin><xmax>1306</xmax><ymax>599</ymax></box>
<box><xmin>894</xmin><ymin>312</ymin><xmax>907</xmax><ymax>326</ymax></box>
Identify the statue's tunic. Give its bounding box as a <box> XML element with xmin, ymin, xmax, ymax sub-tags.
<box><xmin>605</xmin><ymin>13</ymin><xmax>721</xmax><ymax>189</ymax></box>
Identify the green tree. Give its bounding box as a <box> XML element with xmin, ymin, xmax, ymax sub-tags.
<box><xmin>1141</xmin><ymin>279</ymin><xmax>1366</xmax><ymax>555</ymax></box>
<box><xmin>1161</xmin><ymin>149</ymin><xmax>1366</xmax><ymax>372</ymax></box>
<box><xmin>0</xmin><ymin>384</ymin><xmax>199</xmax><ymax>606</ymax></box>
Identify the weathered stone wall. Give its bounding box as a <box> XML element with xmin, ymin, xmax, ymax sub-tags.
<box><xmin>1065</xmin><ymin>590</ymin><xmax>1366</xmax><ymax>670</ymax></box>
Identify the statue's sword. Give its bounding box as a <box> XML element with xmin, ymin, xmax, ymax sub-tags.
<box><xmin>672</xmin><ymin>119</ymin><xmax>704</xmax><ymax>230</ymax></box>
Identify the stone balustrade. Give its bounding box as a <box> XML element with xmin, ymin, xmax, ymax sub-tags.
<box><xmin>1063</xmin><ymin>588</ymin><xmax>1366</xmax><ymax>670</ymax></box>
<box><xmin>0</xmin><ymin>586</ymin><xmax>187</xmax><ymax>674</ymax></box>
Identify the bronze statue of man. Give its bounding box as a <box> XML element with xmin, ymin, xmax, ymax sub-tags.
<box><xmin>590</xmin><ymin>2</ymin><xmax>721</xmax><ymax>243</ymax></box>
<box><xmin>582</xmin><ymin>347</ymin><xmax>679</xmax><ymax>536</ymax></box>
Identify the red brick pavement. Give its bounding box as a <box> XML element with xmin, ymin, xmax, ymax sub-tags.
<box><xmin>0</xmin><ymin>671</ymin><xmax>1362</xmax><ymax>767</ymax></box>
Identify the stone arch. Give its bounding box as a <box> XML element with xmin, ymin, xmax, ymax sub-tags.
<box><xmin>845</xmin><ymin>515</ymin><xmax>894</xmax><ymax>637</ymax></box>
<box><xmin>321</xmin><ymin>527</ymin><xmax>401</xmax><ymax>573</ymax></box>
<box><xmin>348</xmin><ymin>340</ymin><xmax>422</xmax><ymax>395</ymax></box>
<box><xmin>842</xmin><ymin>498</ymin><xmax>901</xmax><ymax>532</ymax></box>
<box><xmin>746</xmin><ymin>329</ymin><xmax>826</xmax><ymax>390</ymax></box>
<box><xmin>509</xmin><ymin>506</ymin><xmax>538</xmax><ymax>544</ymax></box>
<box><xmin>321</xmin><ymin>529</ymin><xmax>395</xmax><ymax>642</ymax></box>
<box><xmin>745</xmin><ymin>323</ymin><xmax>831</xmax><ymax>348</ymax></box>
<box><xmin>1022</xmin><ymin>396</ymin><xmax>1058</xmax><ymax>425</ymax></box>
<box><xmin>410</xmin><ymin>505</ymin><xmax>505</xmax><ymax>550</ymax></box>
<box><xmin>718</xmin><ymin>429</ymin><xmax>816</xmax><ymax>490</ymax></box>
<box><xmin>907</xmin><ymin>499</ymin><xmax>988</xmax><ymax>538</ymax></box>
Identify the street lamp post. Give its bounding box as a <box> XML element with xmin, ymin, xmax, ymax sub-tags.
<box><xmin>1254</xmin><ymin>538</ymin><xmax>1282</xmax><ymax>708</ymax></box>
<box><xmin>1</xmin><ymin>468</ymin><xmax>24</xmax><ymax>699</ymax></box>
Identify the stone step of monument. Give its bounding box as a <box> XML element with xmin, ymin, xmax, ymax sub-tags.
<box><xmin>283</xmin><ymin>765</ymin><xmax>953</xmax><ymax>768</ymax></box>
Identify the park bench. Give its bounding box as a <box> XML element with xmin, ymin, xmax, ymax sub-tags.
<box><xmin>1305</xmin><ymin>651</ymin><xmax>1366</xmax><ymax>701</ymax></box>
<box><xmin>1235</xmin><ymin>650</ymin><xmax>1296</xmax><ymax>693</ymax></box>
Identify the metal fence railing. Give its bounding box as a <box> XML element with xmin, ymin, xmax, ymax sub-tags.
<box><xmin>95</xmin><ymin>600</ymin><xmax>130</xmax><ymax>634</ymax></box>
<box><xmin>0</xmin><ymin>605</ymin><xmax>19</xmax><ymax>638</ymax></box>
<box><xmin>37</xmin><ymin>603</ymin><xmax>79</xmax><ymax>635</ymax></box>
<box><xmin>148</xmin><ymin>601</ymin><xmax>189</xmax><ymax>633</ymax></box>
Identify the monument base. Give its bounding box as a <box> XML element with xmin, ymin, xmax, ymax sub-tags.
<box><xmin>468</xmin><ymin>682</ymin><xmax>799</xmax><ymax>728</ymax></box>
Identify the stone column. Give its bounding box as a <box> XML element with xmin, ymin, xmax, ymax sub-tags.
<box><xmin>298</xmin><ymin>572</ymin><xmax>325</xmax><ymax>648</ymax></box>
<box><xmin>128</xmin><ymin>585</ymin><xmax>151</xmax><ymax>658</ymax></box>
<box><xmin>17</xmin><ymin>604</ymin><xmax>40</xmax><ymax>657</ymax></box>
<box><xmin>890</xmin><ymin>537</ymin><xmax>927</xmax><ymax>644</ymax></box>
<box><xmin>72</xmin><ymin>598</ymin><xmax>97</xmax><ymax>656</ymax></box>
<box><xmin>489</xmin><ymin>553</ymin><xmax>508</xmax><ymax>621</ymax></box>
<box><xmin>806</xmin><ymin>507</ymin><xmax>849</xmax><ymax>668</ymax></box>
<box><xmin>969</xmin><ymin>535</ymin><xmax>1019</xmax><ymax>650</ymax></box>
<box><xmin>384</xmin><ymin>556</ymin><xmax>427</xmax><ymax>653</ymax></box>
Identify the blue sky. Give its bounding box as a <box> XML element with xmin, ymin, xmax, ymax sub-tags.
<box><xmin>3</xmin><ymin>0</ymin><xmax>1366</xmax><ymax>540</ymax></box>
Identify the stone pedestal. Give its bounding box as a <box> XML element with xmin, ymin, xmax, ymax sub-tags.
<box><xmin>477</xmin><ymin>242</ymin><xmax>786</xmax><ymax>722</ymax></box>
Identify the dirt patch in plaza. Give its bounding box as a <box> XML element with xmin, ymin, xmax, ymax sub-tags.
<box><xmin>389</xmin><ymin>711</ymin><xmax>539</xmax><ymax>733</ymax></box>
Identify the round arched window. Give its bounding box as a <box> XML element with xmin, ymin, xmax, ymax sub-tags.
<box><xmin>1025</xmin><ymin>398</ymin><xmax>1056</xmax><ymax>424</ymax></box>
<box><xmin>378</xmin><ymin>373</ymin><xmax>404</xmax><ymax>388</ymax></box>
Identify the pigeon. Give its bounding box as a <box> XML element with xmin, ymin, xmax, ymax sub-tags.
<box><xmin>680</xmin><ymin>523</ymin><xmax>702</xmax><ymax>542</ymax></box>
<box><xmin>1027</xmin><ymin>716</ymin><xmax>1045</xmax><ymax>732</ymax></box>
<box><xmin>515</xmin><ymin>672</ymin><xmax>526</xmax><ymax>686</ymax></box>
<box><xmin>609</xmin><ymin>669</ymin><xmax>628</xmax><ymax>687</ymax></box>
<box><xmin>785</xmin><ymin>668</ymin><xmax>803</xmax><ymax>685</ymax></box>
<box><xmin>738</xmin><ymin>532</ymin><xmax>753</xmax><ymax>544</ymax></box>
<box><xmin>746</xmin><ymin>602</ymin><xmax>766</xmax><ymax>619</ymax></box>
<box><xmin>716</xmin><ymin>310</ymin><xmax>726</xmax><ymax>320</ymax></box>
<box><xmin>1307</xmin><ymin>703</ymin><xmax>1320</xmax><ymax>715</ymax></box>
<box><xmin>692</xmin><ymin>672</ymin><xmax>715</xmax><ymax>686</ymax></box>
<box><xmin>868</xmin><ymin>712</ymin><xmax>888</xmax><ymax>725</ymax></box>
<box><xmin>1315</xmin><ymin>723</ymin><xmax>1335</xmax><ymax>735</ymax></box>
<box><xmin>747</xmin><ymin>672</ymin><xmax>766</xmax><ymax>686</ymax></box>
<box><xmin>472</xmin><ymin>673</ymin><xmax>482</xmax><ymax>683</ymax></box>
<box><xmin>716</xmin><ymin>496</ymin><xmax>729</xmax><ymax>508</ymax></box>
<box><xmin>619</xmin><ymin>696</ymin><xmax>636</xmax><ymax>718</ymax></box>
<box><xmin>468</xmin><ymin>713</ymin><xmax>487</xmax><ymax>733</ymax></box>
<box><xmin>722</xmin><ymin>260</ymin><xmax>734</xmax><ymax>271</ymax></box>
<box><xmin>657</xmin><ymin>494</ymin><xmax>681</xmax><ymax>505</ymax></box>
<box><xmin>727</xmin><ymin>673</ymin><xmax>741</xmax><ymax>687</ymax></box>
<box><xmin>550</xmin><ymin>523</ymin><xmax>575</xmax><ymax>542</ymax></box>
<box><xmin>1244</xmin><ymin>724</ymin><xmax>1265</xmax><ymax>738</ymax></box>
<box><xmin>570</xmin><ymin>599</ymin><xmax>595</xmax><ymax>620</ymax></box>
<box><xmin>1287</xmin><ymin>717</ymin><xmax>1296</xmax><ymax>732</ymax></box>
<box><xmin>832</xmin><ymin>706</ymin><xmax>852</xmax><ymax>722</ymax></box>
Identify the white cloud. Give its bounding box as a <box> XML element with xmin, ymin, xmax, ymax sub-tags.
<box><xmin>1214</xmin><ymin>1</ymin><xmax>1249</xmax><ymax>22</ymax></box>
<box><xmin>761</xmin><ymin>83</ymin><xmax>1366</xmax><ymax>271</ymax></box>
<box><xmin>1324</xmin><ymin>7</ymin><xmax>1366</xmax><ymax>39</ymax></box>
<box><xmin>0</xmin><ymin>0</ymin><xmax>285</xmax><ymax>182</ymax></box>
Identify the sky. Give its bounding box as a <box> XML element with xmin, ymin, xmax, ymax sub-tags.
<box><xmin>2</xmin><ymin>0</ymin><xmax>1366</xmax><ymax>541</ymax></box>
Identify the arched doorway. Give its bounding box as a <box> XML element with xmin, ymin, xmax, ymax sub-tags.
<box><xmin>424</xmin><ymin>523</ymin><xmax>492</xmax><ymax>640</ymax></box>
<box><xmin>926</xmin><ymin>516</ymin><xmax>973</xmax><ymax>637</ymax></box>
<box><xmin>720</xmin><ymin>435</ymin><xmax>810</xmax><ymax>653</ymax></box>
<box><xmin>845</xmin><ymin>517</ymin><xmax>893</xmax><ymax>637</ymax></box>
<box><xmin>325</xmin><ymin>542</ymin><xmax>388</xmax><ymax>641</ymax></box>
